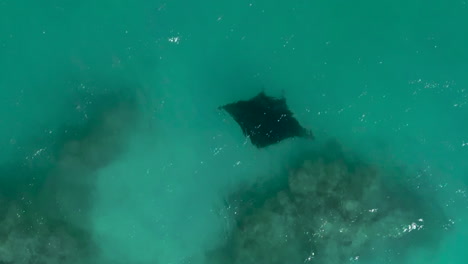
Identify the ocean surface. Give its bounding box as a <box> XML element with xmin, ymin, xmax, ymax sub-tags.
<box><xmin>0</xmin><ymin>0</ymin><xmax>467</xmax><ymax>263</ymax></box>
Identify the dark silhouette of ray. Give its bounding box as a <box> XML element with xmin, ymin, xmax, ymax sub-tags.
<box><xmin>219</xmin><ymin>92</ymin><xmax>314</xmax><ymax>148</ymax></box>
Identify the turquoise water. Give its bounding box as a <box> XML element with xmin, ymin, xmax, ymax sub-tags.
<box><xmin>1</xmin><ymin>0</ymin><xmax>467</xmax><ymax>263</ymax></box>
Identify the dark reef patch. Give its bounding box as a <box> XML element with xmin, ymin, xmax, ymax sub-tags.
<box><xmin>0</xmin><ymin>81</ymin><xmax>143</xmax><ymax>264</ymax></box>
<box><xmin>208</xmin><ymin>140</ymin><xmax>449</xmax><ymax>264</ymax></box>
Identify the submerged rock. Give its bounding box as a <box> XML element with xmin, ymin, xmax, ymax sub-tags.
<box><xmin>0</xmin><ymin>84</ymin><xmax>143</xmax><ymax>264</ymax></box>
<box><xmin>208</xmin><ymin>141</ymin><xmax>447</xmax><ymax>264</ymax></box>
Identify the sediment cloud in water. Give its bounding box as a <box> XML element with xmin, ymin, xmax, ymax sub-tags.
<box><xmin>208</xmin><ymin>140</ymin><xmax>449</xmax><ymax>264</ymax></box>
<box><xmin>0</xmin><ymin>84</ymin><xmax>142</xmax><ymax>264</ymax></box>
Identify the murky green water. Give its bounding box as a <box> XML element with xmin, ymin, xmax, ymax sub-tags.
<box><xmin>1</xmin><ymin>0</ymin><xmax>467</xmax><ymax>263</ymax></box>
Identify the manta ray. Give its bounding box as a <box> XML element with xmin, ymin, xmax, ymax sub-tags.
<box><xmin>219</xmin><ymin>91</ymin><xmax>314</xmax><ymax>148</ymax></box>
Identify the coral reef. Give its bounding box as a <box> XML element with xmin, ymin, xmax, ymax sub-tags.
<box><xmin>0</xmin><ymin>200</ymin><xmax>93</xmax><ymax>264</ymax></box>
<box><xmin>208</xmin><ymin>141</ymin><xmax>446</xmax><ymax>264</ymax></box>
<box><xmin>0</xmin><ymin>85</ymin><xmax>142</xmax><ymax>264</ymax></box>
